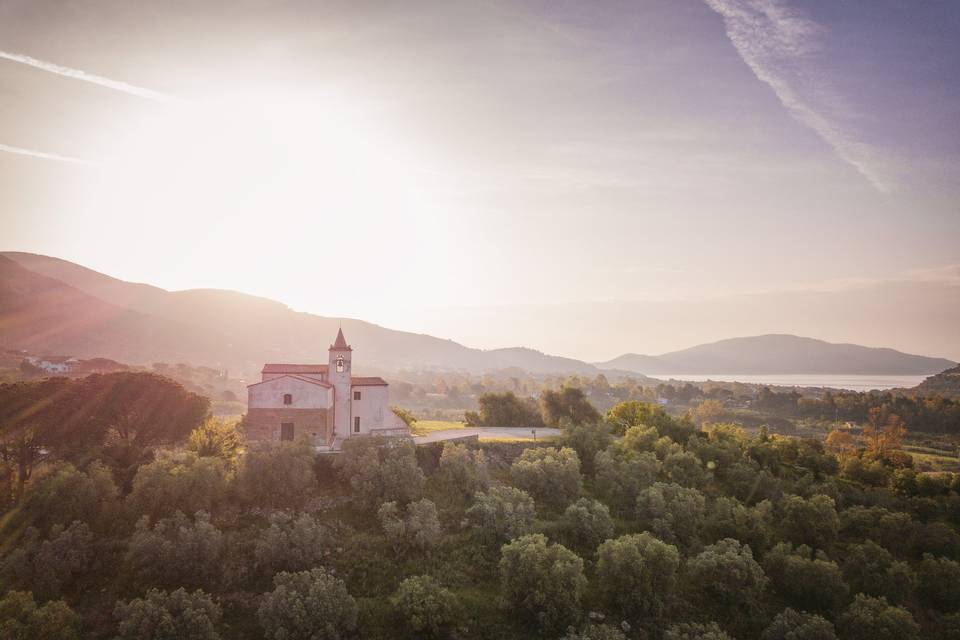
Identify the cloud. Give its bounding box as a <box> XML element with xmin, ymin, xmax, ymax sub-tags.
<box><xmin>703</xmin><ymin>0</ymin><xmax>891</xmax><ymax>193</ymax></box>
<box><xmin>0</xmin><ymin>143</ymin><xmax>95</xmax><ymax>165</ymax></box>
<box><xmin>0</xmin><ymin>50</ymin><xmax>175</xmax><ymax>102</ymax></box>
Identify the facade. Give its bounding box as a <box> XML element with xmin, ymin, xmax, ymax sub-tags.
<box><xmin>245</xmin><ymin>329</ymin><xmax>410</xmax><ymax>449</ymax></box>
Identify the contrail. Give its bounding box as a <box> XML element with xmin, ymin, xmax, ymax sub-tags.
<box><xmin>0</xmin><ymin>143</ymin><xmax>96</xmax><ymax>165</ymax></box>
<box><xmin>0</xmin><ymin>50</ymin><xmax>175</xmax><ymax>102</ymax></box>
<box><xmin>704</xmin><ymin>0</ymin><xmax>890</xmax><ymax>193</ymax></box>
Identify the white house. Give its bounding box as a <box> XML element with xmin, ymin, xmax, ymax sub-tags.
<box><xmin>245</xmin><ymin>329</ymin><xmax>410</xmax><ymax>449</ymax></box>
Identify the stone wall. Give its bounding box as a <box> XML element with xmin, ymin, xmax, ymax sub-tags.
<box><xmin>245</xmin><ymin>407</ymin><xmax>333</xmax><ymax>446</ymax></box>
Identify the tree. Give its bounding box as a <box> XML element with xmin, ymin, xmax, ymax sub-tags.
<box><xmin>636</xmin><ymin>482</ymin><xmax>706</xmax><ymax>549</ymax></box>
<box><xmin>596</xmin><ymin>533</ymin><xmax>680</xmax><ymax>624</ymax></box>
<box><xmin>762</xmin><ymin>543</ymin><xmax>849</xmax><ymax>615</ymax></box>
<box><xmin>560</xmin><ymin>498</ymin><xmax>614</xmax><ymax>552</ymax></box>
<box><xmin>540</xmin><ymin>387</ymin><xmax>600</xmax><ymax>427</ymax></box>
<box><xmin>2</xmin><ymin>522</ymin><xmax>94</xmax><ymax>600</ymax></box>
<box><xmin>663</xmin><ymin>450</ymin><xmax>709</xmax><ymax>488</ymax></box>
<box><xmin>704</xmin><ymin>497</ymin><xmax>775</xmax><ymax>554</ymax></box>
<box><xmin>594</xmin><ymin>445</ymin><xmax>660</xmax><ymax>515</ymax></box>
<box><xmin>824</xmin><ymin>430</ymin><xmax>856</xmax><ymax>460</ymax></box>
<box><xmin>695</xmin><ymin>399</ymin><xmax>727</xmax><ymax>425</ymax></box>
<box><xmin>510</xmin><ymin>447</ymin><xmax>582</xmax><ymax>511</ymax></box>
<box><xmin>127</xmin><ymin>450</ymin><xmax>230</xmax><ymax>521</ymax></box>
<box><xmin>561</xmin><ymin>421</ymin><xmax>612</xmax><ymax>476</ymax></box>
<box><xmin>438</xmin><ymin>442</ymin><xmax>489</xmax><ymax>499</ymax></box>
<box><xmin>186</xmin><ymin>417</ymin><xmax>244</xmax><ymax>465</ymax></box>
<box><xmin>837</xmin><ymin>595</ymin><xmax>920</xmax><ymax>640</ymax></box>
<box><xmin>862</xmin><ymin>408</ymin><xmax>907</xmax><ymax>459</ymax></box>
<box><xmin>114</xmin><ymin>588</ymin><xmax>222</xmax><ymax>640</ymax></box>
<box><xmin>254</xmin><ymin>512</ymin><xmax>330</xmax><ymax>577</ymax></box>
<box><xmin>466</xmin><ymin>486</ymin><xmax>536</xmax><ymax>546</ymax></box>
<box><xmin>469</xmin><ymin>392</ymin><xmax>543</xmax><ymax>427</ymax></box>
<box><xmin>498</xmin><ymin>534</ymin><xmax>587</xmax><ymax>634</ymax></box>
<box><xmin>562</xmin><ymin>624</ymin><xmax>627</xmax><ymax>640</ymax></box>
<box><xmin>842</xmin><ymin>541</ymin><xmax>914</xmax><ymax>605</ymax></box>
<box><xmin>605</xmin><ymin>401</ymin><xmax>695</xmax><ymax>442</ymax></box>
<box><xmin>19</xmin><ymin>462</ymin><xmax>117</xmax><ymax>533</ymax></box>
<box><xmin>0</xmin><ymin>590</ymin><xmax>80</xmax><ymax>640</ymax></box>
<box><xmin>390</xmin><ymin>575</ymin><xmax>458</xmax><ymax>638</ymax></box>
<box><xmin>125</xmin><ymin>511</ymin><xmax>224</xmax><ymax>590</ymax></box>
<box><xmin>378</xmin><ymin>499</ymin><xmax>442</xmax><ymax>555</ymax></box>
<box><xmin>761</xmin><ymin>608</ymin><xmax>837</xmax><ymax>640</ymax></box>
<box><xmin>664</xmin><ymin>622</ymin><xmax>734</xmax><ymax>640</ymax></box>
<box><xmin>781</xmin><ymin>494</ymin><xmax>839</xmax><ymax>549</ymax></box>
<box><xmin>335</xmin><ymin>438</ymin><xmax>424</xmax><ymax>509</ymax></box>
<box><xmin>258</xmin><ymin>568</ymin><xmax>358</xmax><ymax>640</ymax></box>
<box><xmin>391</xmin><ymin>407</ymin><xmax>418</xmax><ymax>429</ymax></box>
<box><xmin>918</xmin><ymin>554</ymin><xmax>960</xmax><ymax>612</ymax></box>
<box><xmin>686</xmin><ymin>538</ymin><xmax>768</xmax><ymax>633</ymax></box>
<box><xmin>236</xmin><ymin>441</ymin><xmax>318</xmax><ymax>510</ymax></box>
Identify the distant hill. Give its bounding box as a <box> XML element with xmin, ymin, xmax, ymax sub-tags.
<box><xmin>598</xmin><ymin>334</ymin><xmax>955</xmax><ymax>376</ymax></box>
<box><xmin>909</xmin><ymin>365</ymin><xmax>960</xmax><ymax>399</ymax></box>
<box><xmin>0</xmin><ymin>252</ymin><xmax>603</xmax><ymax>378</ymax></box>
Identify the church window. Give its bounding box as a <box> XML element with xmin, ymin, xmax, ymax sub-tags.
<box><xmin>336</xmin><ymin>355</ymin><xmax>344</xmax><ymax>373</ymax></box>
<box><xmin>354</xmin><ymin>416</ymin><xmax>360</xmax><ymax>433</ymax></box>
<box><xmin>354</xmin><ymin>391</ymin><xmax>361</xmax><ymax>400</ymax></box>
<box><xmin>283</xmin><ymin>393</ymin><xmax>292</xmax><ymax>405</ymax></box>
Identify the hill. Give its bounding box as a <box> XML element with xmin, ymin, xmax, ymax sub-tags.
<box><xmin>908</xmin><ymin>365</ymin><xmax>960</xmax><ymax>399</ymax></box>
<box><xmin>598</xmin><ymin>334</ymin><xmax>955</xmax><ymax>375</ymax></box>
<box><xmin>0</xmin><ymin>252</ymin><xmax>604</xmax><ymax>377</ymax></box>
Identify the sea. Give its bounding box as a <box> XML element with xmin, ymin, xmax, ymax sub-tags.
<box><xmin>650</xmin><ymin>374</ymin><xmax>930</xmax><ymax>392</ymax></box>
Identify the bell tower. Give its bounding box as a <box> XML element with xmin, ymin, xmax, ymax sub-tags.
<box><xmin>328</xmin><ymin>327</ymin><xmax>352</xmax><ymax>439</ymax></box>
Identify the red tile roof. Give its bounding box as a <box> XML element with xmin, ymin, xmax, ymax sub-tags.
<box><xmin>247</xmin><ymin>374</ymin><xmax>332</xmax><ymax>389</ymax></box>
<box><xmin>351</xmin><ymin>376</ymin><xmax>388</xmax><ymax>386</ymax></box>
<box><xmin>262</xmin><ymin>363</ymin><xmax>328</xmax><ymax>374</ymax></box>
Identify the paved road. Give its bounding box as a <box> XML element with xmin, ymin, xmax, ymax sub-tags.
<box><xmin>414</xmin><ymin>427</ymin><xmax>561</xmax><ymax>445</ymax></box>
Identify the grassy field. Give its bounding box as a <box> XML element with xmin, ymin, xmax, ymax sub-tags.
<box><xmin>410</xmin><ymin>419</ymin><xmax>465</xmax><ymax>436</ymax></box>
<box><xmin>906</xmin><ymin>446</ymin><xmax>960</xmax><ymax>472</ymax></box>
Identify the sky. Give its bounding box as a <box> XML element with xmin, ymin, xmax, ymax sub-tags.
<box><xmin>1</xmin><ymin>0</ymin><xmax>958</xmax><ymax>362</ymax></box>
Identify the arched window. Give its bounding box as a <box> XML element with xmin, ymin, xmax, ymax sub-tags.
<box><xmin>336</xmin><ymin>355</ymin><xmax>344</xmax><ymax>373</ymax></box>
<box><xmin>283</xmin><ymin>393</ymin><xmax>292</xmax><ymax>405</ymax></box>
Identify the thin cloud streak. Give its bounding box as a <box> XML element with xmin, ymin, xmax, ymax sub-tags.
<box><xmin>0</xmin><ymin>50</ymin><xmax>175</xmax><ymax>102</ymax></box>
<box><xmin>0</xmin><ymin>143</ymin><xmax>95</xmax><ymax>165</ymax></box>
<box><xmin>704</xmin><ymin>0</ymin><xmax>890</xmax><ymax>193</ymax></box>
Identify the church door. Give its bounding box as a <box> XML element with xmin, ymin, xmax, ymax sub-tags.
<box><xmin>281</xmin><ymin>422</ymin><xmax>294</xmax><ymax>441</ymax></box>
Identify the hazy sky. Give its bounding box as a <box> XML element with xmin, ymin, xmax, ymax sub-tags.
<box><xmin>1</xmin><ymin>0</ymin><xmax>958</xmax><ymax>361</ymax></box>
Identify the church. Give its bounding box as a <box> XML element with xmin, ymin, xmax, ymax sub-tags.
<box><xmin>245</xmin><ymin>328</ymin><xmax>410</xmax><ymax>450</ymax></box>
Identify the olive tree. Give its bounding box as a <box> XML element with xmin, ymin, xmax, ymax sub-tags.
<box><xmin>19</xmin><ymin>462</ymin><xmax>117</xmax><ymax>533</ymax></box>
<box><xmin>837</xmin><ymin>595</ymin><xmax>920</xmax><ymax>640</ymax></box>
<box><xmin>438</xmin><ymin>442</ymin><xmax>489</xmax><ymax>499</ymax></box>
<box><xmin>762</xmin><ymin>543</ymin><xmax>848</xmax><ymax>615</ymax></box>
<box><xmin>918</xmin><ymin>554</ymin><xmax>960</xmax><ymax>612</ymax></box>
<box><xmin>336</xmin><ymin>438</ymin><xmax>424</xmax><ymax>509</ymax></box>
<box><xmin>704</xmin><ymin>497</ymin><xmax>774</xmax><ymax>554</ymax></box>
<box><xmin>254</xmin><ymin>511</ymin><xmax>330</xmax><ymax>576</ymax></box>
<box><xmin>390</xmin><ymin>575</ymin><xmax>458</xmax><ymax>638</ymax></box>
<box><xmin>114</xmin><ymin>588</ymin><xmax>222</xmax><ymax>640</ymax></box>
<box><xmin>686</xmin><ymin>538</ymin><xmax>768</xmax><ymax>633</ymax></box>
<box><xmin>761</xmin><ymin>608</ymin><xmax>837</xmax><ymax>640</ymax></box>
<box><xmin>378</xmin><ymin>498</ymin><xmax>443</xmax><ymax>555</ymax></box>
<box><xmin>561</xmin><ymin>498</ymin><xmax>615</xmax><ymax>552</ymax></box>
<box><xmin>127</xmin><ymin>450</ymin><xmax>230</xmax><ymax>521</ymax></box>
<box><xmin>0</xmin><ymin>590</ymin><xmax>80</xmax><ymax>640</ymax></box>
<box><xmin>2</xmin><ymin>521</ymin><xmax>94</xmax><ymax>600</ymax></box>
<box><xmin>636</xmin><ymin>482</ymin><xmax>706</xmax><ymax>549</ymax></box>
<box><xmin>594</xmin><ymin>446</ymin><xmax>660</xmax><ymax>515</ymax></box>
<box><xmin>258</xmin><ymin>568</ymin><xmax>358</xmax><ymax>640</ymax></box>
<box><xmin>509</xmin><ymin>447</ymin><xmax>582</xmax><ymax>511</ymax></box>
<box><xmin>781</xmin><ymin>494</ymin><xmax>839</xmax><ymax>550</ymax></box>
<box><xmin>125</xmin><ymin>511</ymin><xmax>224</xmax><ymax>590</ymax></box>
<box><xmin>842</xmin><ymin>541</ymin><xmax>914</xmax><ymax>605</ymax></box>
<box><xmin>596</xmin><ymin>533</ymin><xmax>680</xmax><ymax>624</ymax></box>
<box><xmin>664</xmin><ymin>622</ymin><xmax>734</xmax><ymax>640</ymax></box>
<box><xmin>466</xmin><ymin>486</ymin><xmax>535</xmax><ymax>546</ymax></box>
<box><xmin>236</xmin><ymin>441</ymin><xmax>318</xmax><ymax>510</ymax></box>
<box><xmin>498</xmin><ymin>533</ymin><xmax>587</xmax><ymax>634</ymax></box>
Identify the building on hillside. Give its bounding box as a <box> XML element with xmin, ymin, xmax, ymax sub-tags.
<box><xmin>245</xmin><ymin>328</ymin><xmax>410</xmax><ymax>450</ymax></box>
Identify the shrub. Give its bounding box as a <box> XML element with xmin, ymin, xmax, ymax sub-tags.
<box><xmin>596</xmin><ymin>533</ymin><xmax>680</xmax><ymax>624</ymax></box>
<box><xmin>114</xmin><ymin>588</ymin><xmax>222</xmax><ymax>640</ymax></box>
<box><xmin>125</xmin><ymin>511</ymin><xmax>224</xmax><ymax>589</ymax></box>
<box><xmin>186</xmin><ymin>417</ymin><xmax>244</xmax><ymax>465</ymax></box>
<box><xmin>390</xmin><ymin>575</ymin><xmax>458</xmax><ymax>638</ymax></box>
<box><xmin>499</xmin><ymin>534</ymin><xmax>586</xmax><ymax>634</ymax></box>
<box><xmin>509</xmin><ymin>447</ymin><xmax>582</xmax><ymax>511</ymax></box>
<box><xmin>258</xmin><ymin>568</ymin><xmax>358</xmax><ymax>640</ymax></box>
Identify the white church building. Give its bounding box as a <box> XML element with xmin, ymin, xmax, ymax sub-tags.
<box><xmin>245</xmin><ymin>329</ymin><xmax>410</xmax><ymax>449</ymax></box>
